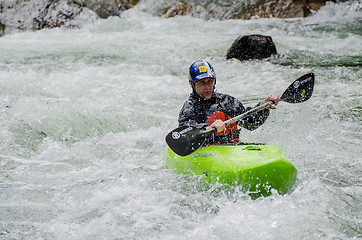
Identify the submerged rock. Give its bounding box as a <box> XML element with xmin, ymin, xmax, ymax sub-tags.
<box><xmin>226</xmin><ymin>35</ymin><xmax>277</xmax><ymax>61</ymax></box>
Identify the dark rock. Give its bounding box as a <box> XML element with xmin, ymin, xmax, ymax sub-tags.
<box><xmin>226</xmin><ymin>35</ymin><xmax>277</xmax><ymax>61</ymax></box>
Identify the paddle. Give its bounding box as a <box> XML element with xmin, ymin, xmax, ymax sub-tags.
<box><xmin>166</xmin><ymin>72</ymin><xmax>315</xmax><ymax>156</ymax></box>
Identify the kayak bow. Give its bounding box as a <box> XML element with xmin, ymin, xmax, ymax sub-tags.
<box><xmin>163</xmin><ymin>143</ymin><xmax>297</xmax><ymax>198</ymax></box>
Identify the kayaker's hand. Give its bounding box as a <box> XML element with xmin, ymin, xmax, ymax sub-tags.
<box><xmin>206</xmin><ymin>119</ymin><xmax>226</xmax><ymax>132</ymax></box>
<box><xmin>261</xmin><ymin>95</ymin><xmax>280</xmax><ymax>109</ymax></box>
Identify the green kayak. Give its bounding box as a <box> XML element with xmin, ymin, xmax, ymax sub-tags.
<box><xmin>163</xmin><ymin>144</ymin><xmax>297</xmax><ymax>198</ymax></box>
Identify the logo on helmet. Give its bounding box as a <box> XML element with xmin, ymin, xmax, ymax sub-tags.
<box><xmin>199</xmin><ymin>66</ymin><xmax>207</xmax><ymax>73</ymax></box>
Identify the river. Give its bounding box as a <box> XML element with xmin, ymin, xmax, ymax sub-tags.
<box><xmin>0</xmin><ymin>1</ymin><xmax>361</xmax><ymax>239</ymax></box>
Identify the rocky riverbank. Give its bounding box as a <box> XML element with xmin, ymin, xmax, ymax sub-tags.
<box><xmin>0</xmin><ymin>0</ymin><xmax>347</xmax><ymax>36</ymax></box>
<box><xmin>0</xmin><ymin>0</ymin><xmax>139</xmax><ymax>35</ymax></box>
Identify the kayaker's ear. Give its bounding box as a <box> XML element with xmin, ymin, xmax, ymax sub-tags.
<box><xmin>189</xmin><ymin>81</ymin><xmax>195</xmax><ymax>89</ymax></box>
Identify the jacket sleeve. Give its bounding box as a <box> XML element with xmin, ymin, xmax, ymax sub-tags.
<box><xmin>178</xmin><ymin>100</ymin><xmax>209</xmax><ymax>130</ymax></box>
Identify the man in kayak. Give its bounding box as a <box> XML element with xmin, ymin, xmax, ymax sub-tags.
<box><xmin>178</xmin><ymin>60</ymin><xmax>279</xmax><ymax>144</ymax></box>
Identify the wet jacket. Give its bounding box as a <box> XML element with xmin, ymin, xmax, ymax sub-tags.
<box><xmin>178</xmin><ymin>91</ymin><xmax>270</xmax><ymax>143</ymax></box>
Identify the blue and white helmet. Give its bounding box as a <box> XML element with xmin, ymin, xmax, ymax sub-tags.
<box><xmin>188</xmin><ymin>60</ymin><xmax>216</xmax><ymax>83</ymax></box>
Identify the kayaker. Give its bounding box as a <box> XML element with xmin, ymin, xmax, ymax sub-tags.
<box><xmin>178</xmin><ymin>60</ymin><xmax>280</xmax><ymax>144</ymax></box>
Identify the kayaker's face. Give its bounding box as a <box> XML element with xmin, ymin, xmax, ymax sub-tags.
<box><xmin>191</xmin><ymin>77</ymin><xmax>215</xmax><ymax>100</ymax></box>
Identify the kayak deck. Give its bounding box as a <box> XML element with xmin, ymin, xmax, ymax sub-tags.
<box><xmin>163</xmin><ymin>144</ymin><xmax>297</xmax><ymax>198</ymax></box>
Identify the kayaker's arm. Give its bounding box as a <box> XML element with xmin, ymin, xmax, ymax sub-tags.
<box><xmin>178</xmin><ymin>101</ymin><xmax>209</xmax><ymax>130</ymax></box>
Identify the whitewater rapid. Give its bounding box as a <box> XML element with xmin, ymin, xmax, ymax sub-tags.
<box><xmin>0</xmin><ymin>1</ymin><xmax>361</xmax><ymax>239</ymax></box>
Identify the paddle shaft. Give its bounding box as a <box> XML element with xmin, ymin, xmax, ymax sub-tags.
<box><xmin>225</xmin><ymin>101</ymin><xmax>273</xmax><ymax>126</ymax></box>
<box><xmin>203</xmin><ymin>101</ymin><xmax>274</xmax><ymax>136</ymax></box>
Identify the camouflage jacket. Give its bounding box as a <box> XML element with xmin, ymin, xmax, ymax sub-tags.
<box><xmin>178</xmin><ymin>91</ymin><xmax>270</xmax><ymax>143</ymax></box>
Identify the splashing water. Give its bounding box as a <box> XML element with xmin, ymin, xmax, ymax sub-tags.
<box><xmin>0</xmin><ymin>1</ymin><xmax>361</xmax><ymax>239</ymax></box>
